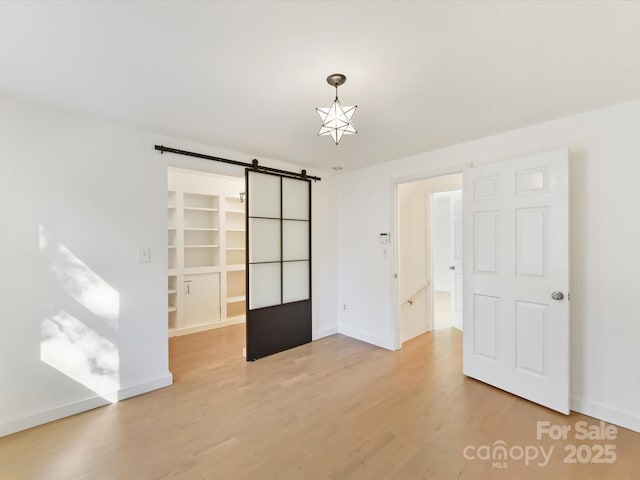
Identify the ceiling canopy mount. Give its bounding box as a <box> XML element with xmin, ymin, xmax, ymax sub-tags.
<box><xmin>326</xmin><ymin>73</ymin><xmax>347</xmax><ymax>88</ymax></box>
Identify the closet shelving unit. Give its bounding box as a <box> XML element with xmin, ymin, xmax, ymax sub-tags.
<box><xmin>167</xmin><ymin>188</ymin><xmax>246</xmax><ymax>337</ymax></box>
<box><xmin>224</xmin><ymin>195</ymin><xmax>247</xmax><ymax>321</ymax></box>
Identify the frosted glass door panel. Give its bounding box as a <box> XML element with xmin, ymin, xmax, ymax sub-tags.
<box><xmin>249</xmin><ymin>172</ymin><xmax>281</xmax><ymax>218</ymax></box>
<box><xmin>249</xmin><ymin>218</ymin><xmax>281</xmax><ymax>263</ymax></box>
<box><xmin>282</xmin><ymin>177</ymin><xmax>309</xmax><ymax>220</ymax></box>
<box><xmin>283</xmin><ymin>261</ymin><xmax>309</xmax><ymax>303</ymax></box>
<box><xmin>283</xmin><ymin>220</ymin><xmax>309</xmax><ymax>261</ymax></box>
<box><xmin>249</xmin><ymin>263</ymin><xmax>281</xmax><ymax>309</ymax></box>
<box><xmin>246</xmin><ymin>168</ymin><xmax>312</xmax><ymax>361</ymax></box>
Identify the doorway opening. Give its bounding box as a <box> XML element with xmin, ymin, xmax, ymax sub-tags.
<box><xmin>396</xmin><ymin>173</ymin><xmax>463</xmax><ymax>345</ymax></box>
<box><xmin>432</xmin><ymin>190</ymin><xmax>463</xmax><ymax>331</ymax></box>
<box><xmin>167</xmin><ymin>166</ymin><xmax>247</xmax><ymax>379</ymax></box>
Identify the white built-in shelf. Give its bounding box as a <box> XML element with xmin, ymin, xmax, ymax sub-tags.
<box><xmin>184</xmin><ymin>206</ymin><xmax>219</xmax><ymax>212</ymax></box>
<box><xmin>168</xmin><ymin>182</ymin><xmax>246</xmax><ymax>338</ymax></box>
<box><xmin>227</xmin><ymin>295</ymin><xmax>246</xmax><ymax>303</ymax></box>
<box><xmin>227</xmin><ymin>264</ymin><xmax>246</xmax><ymax>271</ymax></box>
<box><xmin>183</xmin><ymin>265</ymin><xmax>223</xmax><ymax>275</ymax></box>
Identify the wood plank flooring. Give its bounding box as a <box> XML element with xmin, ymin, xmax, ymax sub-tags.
<box><xmin>434</xmin><ymin>290</ymin><xmax>451</xmax><ymax>330</ymax></box>
<box><xmin>1</xmin><ymin>325</ymin><xmax>639</xmax><ymax>479</ymax></box>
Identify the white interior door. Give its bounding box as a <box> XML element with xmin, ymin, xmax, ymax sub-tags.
<box><xmin>449</xmin><ymin>191</ymin><xmax>463</xmax><ymax>330</ymax></box>
<box><xmin>463</xmin><ymin>148</ymin><xmax>570</xmax><ymax>414</ymax></box>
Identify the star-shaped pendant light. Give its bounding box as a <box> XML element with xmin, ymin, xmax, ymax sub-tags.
<box><xmin>316</xmin><ymin>73</ymin><xmax>357</xmax><ymax>145</ymax></box>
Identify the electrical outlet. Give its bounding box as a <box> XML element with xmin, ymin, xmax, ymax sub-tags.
<box><xmin>137</xmin><ymin>247</ymin><xmax>151</xmax><ymax>263</ymax></box>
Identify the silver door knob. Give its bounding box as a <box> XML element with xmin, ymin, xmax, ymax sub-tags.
<box><xmin>551</xmin><ymin>291</ymin><xmax>564</xmax><ymax>301</ymax></box>
<box><xmin>449</xmin><ymin>265</ymin><xmax>456</xmax><ymax>270</ymax></box>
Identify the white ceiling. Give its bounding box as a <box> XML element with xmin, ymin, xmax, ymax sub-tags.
<box><xmin>2</xmin><ymin>1</ymin><xmax>640</xmax><ymax>171</ymax></box>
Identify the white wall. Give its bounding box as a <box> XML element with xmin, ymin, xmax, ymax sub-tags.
<box><xmin>397</xmin><ymin>181</ymin><xmax>427</xmax><ymax>307</ymax></box>
<box><xmin>397</xmin><ymin>180</ymin><xmax>429</xmax><ymax>342</ymax></box>
<box><xmin>168</xmin><ymin>167</ymin><xmax>245</xmax><ymax>198</ymax></box>
<box><xmin>0</xmin><ymin>94</ymin><xmax>338</xmax><ymax>436</ymax></box>
<box><xmin>337</xmin><ymin>98</ymin><xmax>640</xmax><ymax>432</ymax></box>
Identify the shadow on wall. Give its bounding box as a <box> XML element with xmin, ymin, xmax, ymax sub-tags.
<box><xmin>38</xmin><ymin>225</ymin><xmax>120</xmax><ymax>403</ymax></box>
<box><xmin>568</xmin><ymin>149</ymin><xmax>587</xmax><ymax>401</ymax></box>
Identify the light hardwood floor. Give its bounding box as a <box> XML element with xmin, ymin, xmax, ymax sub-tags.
<box><xmin>1</xmin><ymin>325</ymin><xmax>639</xmax><ymax>479</ymax></box>
<box><xmin>434</xmin><ymin>290</ymin><xmax>451</xmax><ymax>330</ymax></box>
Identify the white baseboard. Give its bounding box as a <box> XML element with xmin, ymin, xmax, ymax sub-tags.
<box><xmin>313</xmin><ymin>326</ymin><xmax>338</xmax><ymax>340</ymax></box>
<box><xmin>337</xmin><ymin>325</ymin><xmax>395</xmax><ymax>350</ymax></box>
<box><xmin>0</xmin><ymin>396</ymin><xmax>109</xmax><ymax>438</ymax></box>
<box><xmin>571</xmin><ymin>397</ymin><xmax>640</xmax><ymax>433</ymax></box>
<box><xmin>117</xmin><ymin>373</ymin><xmax>173</xmax><ymax>401</ymax></box>
<box><xmin>0</xmin><ymin>373</ymin><xmax>173</xmax><ymax>438</ymax></box>
<box><xmin>170</xmin><ymin>316</ymin><xmax>245</xmax><ymax>337</ymax></box>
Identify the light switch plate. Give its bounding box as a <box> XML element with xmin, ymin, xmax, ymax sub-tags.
<box><xmin>138</xmin><ymin>247</ymin><xmax>151</xmax><ymax>263</ymax></box>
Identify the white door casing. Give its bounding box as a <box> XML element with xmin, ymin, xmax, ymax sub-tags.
<box><xmin>449</xmin><ymin>191</ymin><xmax>463</xmax><ymax>331</ymax></box>
<box><xmin>463</xmin><ymin>148</ymin><xmax>570</xmax><ymax>414</ymax></box>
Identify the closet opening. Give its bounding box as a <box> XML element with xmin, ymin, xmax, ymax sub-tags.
<box><xmin>167</xmin><ymin>166</ymin><xmax>247</xmax><ymax>378</ymax></box>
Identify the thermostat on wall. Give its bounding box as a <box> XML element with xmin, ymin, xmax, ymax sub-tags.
<box><xmin>379</xmin><ymin>232</ymin><xmax>390</xmax><ymax>244</ymax></box>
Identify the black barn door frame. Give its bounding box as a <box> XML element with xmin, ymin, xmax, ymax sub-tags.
<box><xmin>245</xmin><ymin>169</ymin><xmax>312</xmax><ymax>361</ymax></box>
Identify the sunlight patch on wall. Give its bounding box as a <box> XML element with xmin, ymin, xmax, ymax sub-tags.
<box><xmin>39</xmin><ymin>224</ymin><xmax>121</xmax><ymax>402</ymax></box>
<box><xmin>39</xmin><ymin>225</ymin><xmax>119</xmax><ymax>329</ymax></box>
<box><xmin>41</xmin><ymin>311</ymin><xmax>120</xmax><ymax>403</ymax></box>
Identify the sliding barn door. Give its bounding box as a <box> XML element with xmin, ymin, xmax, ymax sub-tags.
<box><xmin>245</xmin><ymin>170</ymin><xmax>312</xmax><ymax>361</ymax></box>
